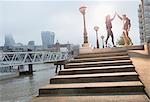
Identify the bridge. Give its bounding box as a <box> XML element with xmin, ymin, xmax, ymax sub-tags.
<box><xmin>0</xmin><ymin>51</ymin><xmax>70</xmax><ymax>67</ymax></box>
<box><xmin>0</xmin><ymin>51</ymin><xmax>71</xmax><ymax>74</ymax></box>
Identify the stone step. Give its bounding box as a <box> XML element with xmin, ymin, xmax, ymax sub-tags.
<box><xmin>31</xmin><ymin>94</ymin><xmax>150</xmax><ymax>102</ymax></box>
<box><xmin>59</xmin><ymin>65</ymin><xmax>135</xmax><ymax>75</ymax></box>
<box><xmin>79</xmin><ymin>45</ymin><xmax>144</xmax><ymax>55</ymax></box>
<box><xmin>50</xmin><ymin>72</ymin><xmax>139</xmax><ymax>84</ymax></box>
<box><xmin>65</xmin><ymin>60</ymin><xmax>132</xmax><ymax>69</ymax></box>
<box><xmin>79</xmin><ymin>50</ymin><xmax>126</xmax><ymax>55</ymax></box>
<box><xmin>75</xmin><ymin>52</ymin><xmax>128</xmax><ymax>59</ymax></box>
<box><xmin>124</xmin><ymin>45</ymin><xmax>144</xmax><ymax>50</ymax></box>
<box><xmin>39</xmin><ymin>81</ymin><xmax>144</xmax><ymax>96</ymax></box>
<box><xmin>69</xmin><ymin>55</ymin><xmax>130</xmax><ymax>63</ymax></box>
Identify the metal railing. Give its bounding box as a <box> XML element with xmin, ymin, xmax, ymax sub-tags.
<box><xmin>0</xmin><ymin>51</ymin><xmax>71</xmax><ymax>67</ymax></box>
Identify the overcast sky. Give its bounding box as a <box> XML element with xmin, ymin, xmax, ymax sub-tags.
<box><xmin>0</xmin><ymin>0</ymin><xmax>140</xmax><ymax>47</ymax></box>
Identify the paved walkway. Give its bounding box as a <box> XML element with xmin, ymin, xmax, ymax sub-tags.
<box><xmin>129</xmin><ymin>50</ymin><xmax>150</xmax><ymax>98</ymax></box>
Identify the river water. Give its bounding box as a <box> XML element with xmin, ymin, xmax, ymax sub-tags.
<box><xmin>0</xmin><ymin>63</ymin><xmax>56</xmax><ymax>102</ymax></box>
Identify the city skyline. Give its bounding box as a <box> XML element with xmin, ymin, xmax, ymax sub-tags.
<box><xmin>0</xmin><ymin>0</ymin><xmax>140</xmax><ymax>47</ymax></box>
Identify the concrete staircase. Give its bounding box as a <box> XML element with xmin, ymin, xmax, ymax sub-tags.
<box><xmin>39</xmin><ymin>46</ymin><xmax>148</xmax><ymax>99</ymax></box>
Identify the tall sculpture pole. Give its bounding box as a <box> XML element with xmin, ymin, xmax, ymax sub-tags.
<box><xmin>79</xmin><ymin>6</ymin><xmax>89</xmax><ymax>46</ymax></box>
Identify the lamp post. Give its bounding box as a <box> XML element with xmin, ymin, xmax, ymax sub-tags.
<box><xmin>79</xmin><ymin>6</ymin><xmax>89</xmax><ymax>46</ymax></box>
<box><xmin>94</xmin><ymin>26</ymin><xmax>100</xmax><ymax>48</ymax></box>
<box><xmin>101</xmin><ymin>35</ymin><xmax>105</xmax><ymax>48</ymax></box>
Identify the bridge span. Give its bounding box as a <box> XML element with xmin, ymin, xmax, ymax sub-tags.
<box><xmin>0</xmin><ymin>51</ymin><xmax>71</xmax><ymax>75</ymax></box>
<box><xmin>0</xmin><ymin>51</ymin><xmax>70</xmax><ymax>68</ymax></box>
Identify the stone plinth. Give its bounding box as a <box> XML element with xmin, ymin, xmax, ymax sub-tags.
<box><xmin>80</xmin><ymin>43</ymin><xmax>92</xmax><ymax>54</ymax></box>
<box><xmin>82</xmin><ymin>43</ymin><xmax>90</xmax><ymax>47</ymax></box>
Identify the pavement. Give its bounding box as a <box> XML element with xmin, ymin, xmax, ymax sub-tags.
<box><xmin>128</xmin><ymin>50</ymin><xmax>150</xmax><ymax>98</ymax></box>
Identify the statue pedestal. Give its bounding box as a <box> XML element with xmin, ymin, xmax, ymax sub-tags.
<box><xmin>79</xmin><ymin>43</ymin><xmax>92</xmax><ymax>54</ymax></box>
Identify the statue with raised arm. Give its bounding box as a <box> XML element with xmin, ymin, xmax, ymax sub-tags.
<box><xmin>117</xmin><ymin>13</ymin><xmax>133</xmax><ymax>46</ymax></box>
<box><xmin>105</xmin><ymin>13</ymin><xmax>116</xmax><ymax>47</ymax></box>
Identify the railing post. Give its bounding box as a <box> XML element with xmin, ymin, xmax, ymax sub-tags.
<box><xmin>28</xmin><ymin>64</ymin><xmax>33</xmax><ymax>74</ymax></box>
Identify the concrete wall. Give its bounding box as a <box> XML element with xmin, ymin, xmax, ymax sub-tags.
<box><xmin>144</xmin><ymin>42</ymin><xmax>150</xmax><ymax>55</ymax></box>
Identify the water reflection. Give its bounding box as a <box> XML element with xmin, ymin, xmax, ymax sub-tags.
<box><xmin>0</xmin><ymin>63</ymin><xmax>56</xmax><ymax>102</ymax></box>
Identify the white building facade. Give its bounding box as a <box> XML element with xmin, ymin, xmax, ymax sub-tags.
<box><xmin>138</xmin><ymin>0</ymin><xmax>150</xmax><ymax>44</ymax></box>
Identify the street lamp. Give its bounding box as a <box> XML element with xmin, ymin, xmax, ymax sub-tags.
<box><xmin>101</xmin><ymin>35</ymin><xmax>105</xmax><ymax>48</ymax></box>
<box><xmin>94</xmin><ymin>26</ymin><xmax>100</xmax><ymax>48</ymax></box>
<box><xmin>79</xmin><ymin>6</ymin><xmax>89</xmax><ymax>46</ymax></box>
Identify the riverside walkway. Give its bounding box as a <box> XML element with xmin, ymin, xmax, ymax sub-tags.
<box><xmin>31</xmin><ymin>45</ymin><xmax>150</xmax><ymax>102</ymax></box>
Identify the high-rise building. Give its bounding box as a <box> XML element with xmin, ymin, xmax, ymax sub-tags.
<box><xmin>28</xmin><ymin>41</ymin><xmax>35</xmax><ymax>46</ymax></box>
<box><xmin>4</xmin><ymin>34</ymin><xmax>15</xmax><ymax>47</ymax></box>
<box><xmin>138</xmin><ymin>0</ymin><xmax>150</xmax><ymax>44</ymax></box>
<box><xmin>41</xmin><ymin>31</ymin><xmax>55</xmax><ymax>49</ymax></box>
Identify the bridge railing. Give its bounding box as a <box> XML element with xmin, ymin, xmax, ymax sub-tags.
<box><xmin>0</xmin><ymin>51</ymin><xmax>71</xmax><ymax>67</ymax></box>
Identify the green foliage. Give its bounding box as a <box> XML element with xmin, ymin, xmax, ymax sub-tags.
<box><xmin>116</xmin><ymin>36</ymin><xmax>125</xmax><ymax>45</ymax></box>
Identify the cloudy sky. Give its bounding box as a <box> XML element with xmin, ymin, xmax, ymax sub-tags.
<box><xmin>0</xmin><ymin>0</ymin><xmax>140</xmax><ymax>47</ymax></box>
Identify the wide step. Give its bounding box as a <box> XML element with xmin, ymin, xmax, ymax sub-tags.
<box><xmin>50</xmin><ymin>72</ymin><xmax>139</xmax><ymax>84</ymax></box>
<box><xmin>75</xmin><ymin>52</ymin><xmax>128</xmax><ymax>59</ymax></box>
<box><xmin>39</xmin><ymin>81</ymin><xmax>144</xmax><ymax>96</ymax></box>
<box><xmin>31</xmin><ymin>95</ymin><xmax>150</xmax><ymax>102</ymax></box>
<box><xmin>65</xmin><ymin>60</ymin><xmax>132</xmax><ymax>69</ymax></box>
<box><xmin>69</xmin><ymin>55</ymin><xmax>130</xmax><ymax>63</ymax></box>
<box><xmin>59</xmin><ymin>65</ymin><xmax>135</xmax><ymax>75</ymax></box>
